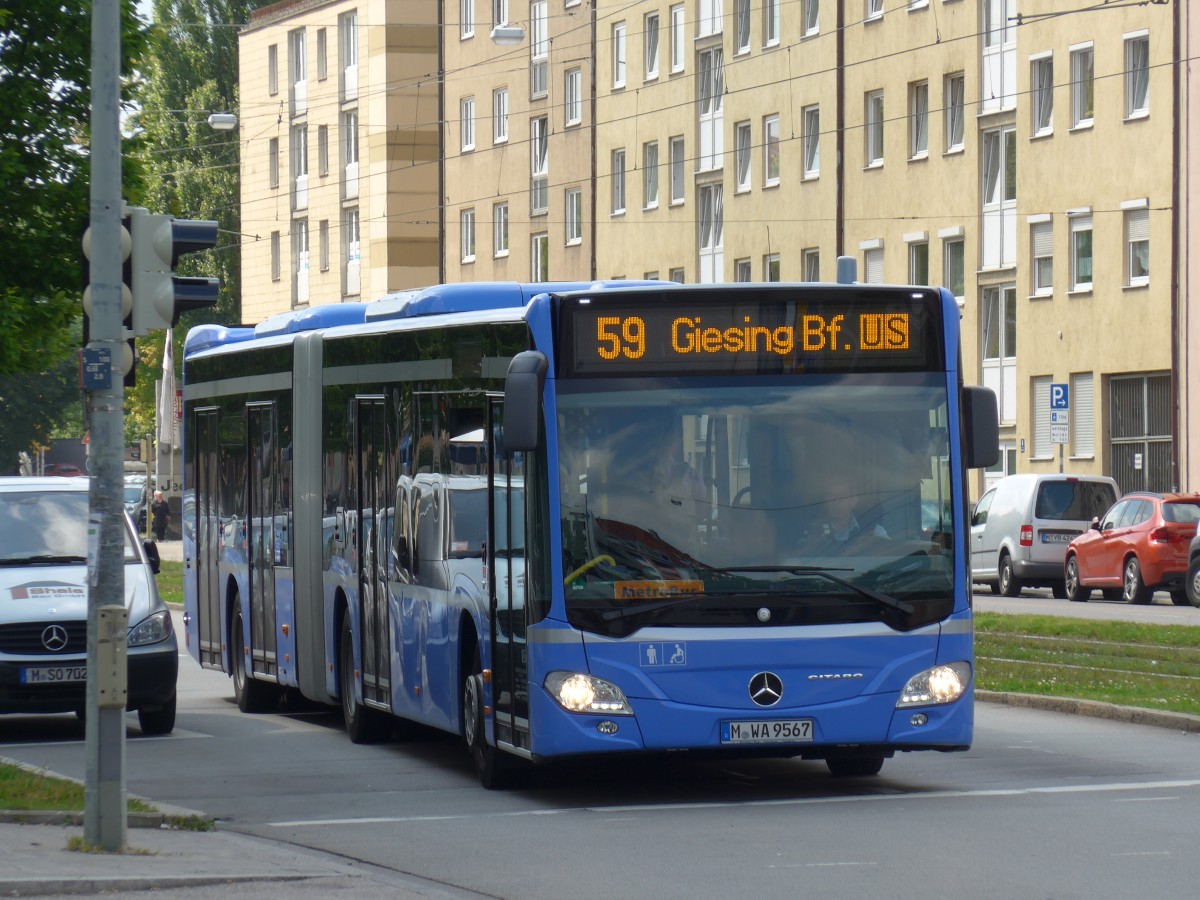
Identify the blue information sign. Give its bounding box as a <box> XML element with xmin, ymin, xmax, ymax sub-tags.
<box><xmin>82</xmin><ymin>347</ymin><xmax>113</xmax><ymax>391</ymax></box>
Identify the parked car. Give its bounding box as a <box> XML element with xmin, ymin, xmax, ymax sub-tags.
<box><xmin>124</xmin><ymin>478</ymin><xmax>149</xmax><ymax>532</ymax></box>
<box><xmin>0</xmin><ymin>476</ymin><xmax>177</xmax><ymax>732</ymax></box>
<box><xmin>970</xmin><ymin>474</ymin><xmax>1120</xmax><ymax>598</ymax></box>
<box><xmin>1064</xmin><ymin>492</ymin><xmax>1200</xmax><ymax>605</ymax></box>
<box><xmin>42</xmin><ymin>463</ymin><xmax>83</xmax><ymax>477</ymax></box>
<box><xmin>1187</xmin><ymin>533</ymin><xmax>1200</xmax><ymax>608</ymax></box>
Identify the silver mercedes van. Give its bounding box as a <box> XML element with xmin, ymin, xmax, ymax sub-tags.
<box><xmin>970</xmin><ymin>474</ymin><xmax>1120</xmax><ymax>597</ymax></box>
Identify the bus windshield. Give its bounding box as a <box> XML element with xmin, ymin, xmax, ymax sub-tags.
<box><xmin>557</xmin><ymin>376</ymin><xmax>954</xmax><ymax>635</ymax></box>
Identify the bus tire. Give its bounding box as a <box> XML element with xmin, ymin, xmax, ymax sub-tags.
<box><xmin>826</xmin><ymin>755</ymin><xmax>885</xmax><ymax>777</ymax></box>
<box><xmin>462</xmin><ymin>653</ymin><xmax>524</xmax><ymax>789</ymax></box>
<box><xmin>232</xmin><ymin>606</ymin><xmax>279</xmax><ymax>713</ymax></box>
<box><xmin>339</xmin><ymin>615</ymin><xmax>389</xmax><ymax>744</ymax></box>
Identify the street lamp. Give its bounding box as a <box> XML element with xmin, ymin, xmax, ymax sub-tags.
<box><xmin>207</xmin><ymin>113</ymin><xmax>238</xmax><ymax>131</ymax></box>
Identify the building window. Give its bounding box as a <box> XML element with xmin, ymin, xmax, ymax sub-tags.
<box><xmin>735</xmin><ymin>121</ymin><xmax>751</xmax><ymax>191</ymax></box>
<box><xmin>764</xmin><ymin>253</ymin><xmax>780</xmax><ymax>282</ymax></box>
<box><xmin>530</xmin><ymin>1</ymin><xmax>548</xmax><ymax>98</ymax></box>
<box><xmin>461</xmin><ymin>0</ymin><xmax>474</xmax><ymax>38</ymax></box>
<box><xmin>697</xmin><ymin>48</ymin><xmax>724</xmax><ymax>172</ymax></box>
<box><xmin>269</xmin><ymin>138</ymin><xmax>279</xmax><ymax>188</ymax></box>
<box><xmin>460</xmin><ymin>96</ymin><xmax>475</xmax><ymax>151</ymax></box>
<box><xmin>339</xmin><ymin>12</ymin><xmax>358</xmax><ymax>102</ymax></box>
<box><xmin>461</xmin><ymin>209</ymin><xmax>476</xmax><ymax>263</ymax></box>
<box><xmin>289</xmin><ymin>28</ymin><xmax>306</xmax><ymax>112</ymax></box>
<box><xmin>645</xmin><ymin>13</ymin><xmax>659</xmax><ymax>79</ymax></box>
<box><xmin>1031</xmin><ymin>219</ymin><xmax>1053</xmax><ymax>295</ymax></box>
<box><xmin>612</xmin><ymin>22</ymin><xmax>626</xmax><ymax>88</ymax></box>
<box><xmin>345</xmin><ymin>208</ymin><xmax>360</xmax><ymax>265</ymax></box>
<box><xmin>804</xmin><ymin>0</ymin><xmax>819</xmax><ymax>36</ymax></box>
<box><xmin>802</xmin><ymin>105</ymin><xmax>820</xmax><ymax>177</ymax></box>
<box><xmin>1125</xmin><ymin>33</ymin><xmax>1149</xmax><ymax>118</ymax></box>
<box><xmin>803</xmin><ymin>248</ymin><xmax>820</xmax><ymax>281</ymax></box>
<box><xmin>291</xmin><ymin>125</ymin><xmax>308</xmax><ymax>209</ymax></box>
<box><xmin>764</xmin><ymin>0</ymin><xmax>780</xmax><ymax>47</ymax></box>
<box><xmin>866</xmin><ymin>0</ymin><xmax>883</xmax><ymax>21</ymax></box>
<box><xmin>669</xmin><ymin>267</ymin><xmax>685</xmax><ymax>282</ymax></box>
<box><xmin>1070</xmin><ymin>213</ymin><xmax>1093</xmax><ymax>291</ymax></box>
<box><xmin>1072</xmin><ymin>372</ymin><xmax>1095</xmax><ymax>458</ymax></box>
<box><xmin>1070</xmin><ymin>44</ymin><xmax>1094</xmax><ymax>128</ymax></box>
<box><xmin>863</xmin><ymin>245</ymin><xmax>883</xmax><ymax>283</ymax></box>
<box><xmin>643</xmin><ymin>141</ymin><xmax>659</xmax><ymax>209</ymax></box>
<box><xmin>271</xmin><ymin>231</ymin><xmax>281</xmax><ymax>281</ymax></box>
<box><xmin>670</xmin><ymin>136</ymin><xmax>685</xmax><ymax>204</ymax></box>
<box><xmin>530</xmin><ymin>115</ymin><xmax>548</xmax><ymax>215</ymax></box>
<box><xmin>316</xmin><ymin>29</ymin><xmax>327</xmax><ymax>80</ymax></box>
<box><xmin>945</xmin><ymin>73</ymin><xmax>964</xmax><ymax>151</ymax></box>
<box><xmin>1125</xmin><ymin>206</ymin><xmax>1149</xmax><ymax>286</ymax></box>
<box><xmin>698</xmin><ymin>183</ymin><xmax>723</xmax><ymax>283</ymax></box>
<box><xmin>268</xmin><ymin>44</ymin><xmax>278</xmax><ymax>95</ymax></box>
<box><xmin>566</xmin><ymin>188</ymin><xmax>582</xmax><ymax>244</ymax></box>
<box><xmin>763</xmin><ymin>114</ymin><xmax>780</xmax><ymax>186</ymax></box>
<box><xmin>909</xmin><ymin>241</ymin><xmax>929</xmax><ymax>285</ymax></box>
<box><xmin>645</xmin><ymin>271</ymin><xmax>660</xmax><ymax>280</ymax></box>
<box><xmin>342</xmin><ymin>110</ymin><xmax>359</xmax><ymax>198</ymax></box>
<box><xmin>294</xmin><ymin>221</ymin><xmax>309</xmax><ymax>284</ymax></box>
<box><xmin>494</xmin><ymin>0</ymin><xmax>509</xmax><ymax>26</ymax></box>
<box><xmin>943</xmin><ymin>238</ymin><xmax>965</xmax><ymax>301</ymax></box>
<box><xmin>531</xmin><ymin>232</ymin><xmax>549</xmax><ymax>281</ymax></box>
<box><xmin>317</xmin><ymin>126</ymin><xmax>328</xmax><ymax>176</ymax></box>
<box><xmin>1031</xmin><ymin>55</ymin><xmax>1053</xmax><ymax>135</ymax></box>
<box><xmin>735</xmin><ymin>0</ymin><xmax>750</xmax><ymax>54</ymax></box>
<box><xmin>319</xmin><ymin>219</ymin><xmax>329</xmax><ymax>271</ymax></box>
<box><xmin>735</xmin><ymin>259</ymin><xmax>752</xmax><ymax>282</ymax></box>
<box><xmin>611</xmin><ymin>149</ymin><xmax>626</xmax><ymax>215</ymax></box>
<box><xmin>698</xmin><ymin>0</ymin><xmax>721</xmax><ymax>37</ymax></box>
<box><xmin>493</xmin><ymin>202</ymin><xmax>509</xmax><ymax>257</ymax></box>
<box><xmin>565</xmin><ymin>69</ymin><xmax>582</xmax><ymax>126</ymax></box>
<box><xmin>981</xmin><ymin>125</ymin><xmax>1016</xmax><ymax>268</ymax></box>
<box><xmin>982</xmin><ymin>285</ymin><xmax>1017</xmax><ymax>424</ymax></box>
<box><xmin>909</xmin><ymin>81</ymin><xmax>928</xmax><ymax>158</ymax></box>
<box><xmin>865</xmin><ymin>90</ymin><xmax>884</xmax><ymax>166</ymax></box>
<box><xmin>493</xmin><ymin>88</ymin><xmax>509</xmax><ymax>143</ymax></box>
<box><xmin>670</xmin><ymin>4</ymin><xmax>685</xmax><ymax>73</ymax></box>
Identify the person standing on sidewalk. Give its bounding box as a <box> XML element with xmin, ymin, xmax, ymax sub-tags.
<box><xmin>151</xmin><ymin>490</ymin><xmax>170</xmax><ymax>541</ymax></box>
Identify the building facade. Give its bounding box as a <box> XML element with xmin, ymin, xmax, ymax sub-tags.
<box><xmin>239</xmin><ymin>1</ymin><xmax>1189</xmax><ymax>494</ymax></box>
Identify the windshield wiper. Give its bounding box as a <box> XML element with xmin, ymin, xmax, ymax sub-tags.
<box><xmin>715</xmin><ymin>565</ymin><xmax>914</xmax><ymax>615</ymax></box>
<box><xmin>601</xmin><ymin>594</ymin><xmax>700</xmax><ymax>621</ymax></box>
<box><xmin>0</xmin><ymin>555</ymin><xmax>88</xmax><ymax>566</ymax></box>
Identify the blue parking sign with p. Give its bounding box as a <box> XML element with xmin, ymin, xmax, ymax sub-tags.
<box><xmin>1050</xmin><ymin>383</ymin><xmax>1069</xmax><ymax>410</ymax></box>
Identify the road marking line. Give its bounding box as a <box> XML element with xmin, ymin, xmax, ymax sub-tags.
<box><xmin>265</xmin><ymin>778</ymin><xmax>1200</xmax><ymax>828</ymax></box>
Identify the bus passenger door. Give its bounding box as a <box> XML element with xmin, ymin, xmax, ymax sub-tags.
<box><xmin>246</xmin><ymin>403</ymin><xmax>278</xmax><ymax>680</ymax></box>
<box><xmin>355</xmin><ymin>397</ymin><xmax>391</xmax><ymax>709</ymax></box>
<box><xmin>487</xmin><ymin>398</ymin><xmax>530</xmax><ymax>753</ymax></box>
<box><xmin>193</xmin><ymin>407</ymin><xmax>222</xmax><ymax>669</ymax></box>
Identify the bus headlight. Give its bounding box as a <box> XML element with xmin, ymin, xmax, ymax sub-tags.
<box><xmin>897</xmin><ymin>661</ymin><xmax>971</xmax><ymax>708</ymax></box>
<box><xmin>544</xmin><ymin>671</ymin><xmax>634</xmax><ymax>715</ymax></box>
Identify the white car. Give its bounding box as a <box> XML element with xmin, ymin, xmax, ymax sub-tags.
<box><xmin>0</xmin><ymin>477</ymin><xmax>177</xmax><ymax>733</ymax></box>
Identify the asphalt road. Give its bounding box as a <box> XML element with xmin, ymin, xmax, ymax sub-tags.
<box><xmin>1</xmin><ymin>605</ymin><xmax>1198</xmax><ymax>899</ymax></box>
<box><xmin>972</xmin><ymin>585</ymin><xmax>1200</xmax><ymax>624</ymax></box>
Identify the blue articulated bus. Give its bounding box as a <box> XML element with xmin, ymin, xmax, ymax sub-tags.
<box><xmin>182</xmin><ymin>277</ymin><xmax>998</xmax><ymax>787</ymax></box>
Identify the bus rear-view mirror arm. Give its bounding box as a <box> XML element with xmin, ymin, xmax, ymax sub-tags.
<box><xmin>505</xmin><ymin>351</ymin><xmax>549</xmax><ymax>452</ymax></box>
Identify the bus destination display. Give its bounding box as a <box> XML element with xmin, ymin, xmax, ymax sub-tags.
<box><xmin>563</xmin><ymin>293</ymin><xmax>941</xmax><ymax>376</ymax></box>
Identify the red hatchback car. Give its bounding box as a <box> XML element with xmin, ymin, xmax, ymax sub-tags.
<box><xmin>1064</xmin><ymin>492</ymin><xmax>1200</xmax><ymax>605</ymax></box>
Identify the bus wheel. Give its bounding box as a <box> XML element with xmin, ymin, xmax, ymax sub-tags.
<box><xmin>826</xmin><ymin>755</ymin><xmax>885</xmax><ymax>778</ymax></box>
<box><xmin>232</xmin><ymin>607</ymin><xmax>279</xmax><ymax>713</ymax></box>
<box><xmin>339</xmin><ymin>616</ymin><xmax>388</xmax><ymax>744</ymax></box>
<box><xmin>462</xmin><ymin>654</ymin><xmax>523</xmax><ymax>789</ymax></box>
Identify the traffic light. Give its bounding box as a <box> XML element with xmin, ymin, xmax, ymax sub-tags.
<box><xmin>131</xmin><ymin>213</ymin><xmax>220</xmax><ymax>335</ymax></box>
<box><xmin>81</xmin><ymin>215</ymin><xmax>137</xmax><ymax>387</ymax></box>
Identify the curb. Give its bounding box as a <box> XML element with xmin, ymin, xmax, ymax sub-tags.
<box><xmin>976</xmin><ymin>690</ymin><xmax>1200</xmax><ymax>733</ymax></box>
<box><xmin>0</xmin><ymin>809</ymin><xmax>206</xmax><ymax>828</ymax></box>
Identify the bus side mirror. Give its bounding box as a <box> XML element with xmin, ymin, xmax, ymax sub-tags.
<box><xmin>962</xmin><ymin>386</ymin><xmax>1000</xmax><ymax>469</ymax></box>
<box><xmin>504</xmin><ymin>351</ymin><xmax>548</xmax><ymax>452</ymax></box>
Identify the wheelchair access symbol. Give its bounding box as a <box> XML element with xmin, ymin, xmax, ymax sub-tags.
<box><xmin>640</xmin><ymin>642</ymin><xmax>688</xmax><ymax>667</ymax></box>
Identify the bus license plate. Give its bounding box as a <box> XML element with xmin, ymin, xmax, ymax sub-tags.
<box><xmin>721</xmin><ymin>719</ymin><xmax>814</xmax><ymax>744</ymax></box>
<box><xmin>20</xmin><ymin>666</ymin><xmax>87</xmax><ymax>685</ymax></box>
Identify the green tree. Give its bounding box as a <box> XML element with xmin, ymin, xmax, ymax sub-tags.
<box><xmin>129</xmin><ymin>1</ymin><xmax>255</xmax><ymax>435</ymax></box>
<box><xmin>0</xmin><ymin>1</ymin><xmax>147</xmax><ymax>453</ymax></box>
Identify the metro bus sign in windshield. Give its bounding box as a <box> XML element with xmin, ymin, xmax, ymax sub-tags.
<box><xmin>562</xmin><ymin>289</ymin><xmax>943</xmax><ymax>376</ymax></box>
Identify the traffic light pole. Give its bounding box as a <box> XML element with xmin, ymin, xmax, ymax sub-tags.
<box><xmin>86</xmin><ymin>0</ymin><xmax>127</xmax><ymax>851</ymax></box>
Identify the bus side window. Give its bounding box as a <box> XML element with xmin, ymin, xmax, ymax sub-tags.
<box><xmin>393</xmin><ymin>481</ymin><xmax>412</xmax><ymax>576</ymax></box>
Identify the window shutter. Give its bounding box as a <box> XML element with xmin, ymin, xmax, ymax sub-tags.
<box><xmin>865</xmin><ymin>248</ymin><xmax>884</xmax><ymax>283</ymax></box>
<box><xmin>1127</xmin><ymin>208</ymin><xmax>1149</xmax><ymax>242</ymax></box>
<box><xmin>1032</xmin><ymin>221</ymin><xmax>1053</xmax><ymax>257</ymax></box>
<box><xmin>1072</xmin><ymin>372</ymin><xmax>1095</xmax><ymax>457</ymax></box>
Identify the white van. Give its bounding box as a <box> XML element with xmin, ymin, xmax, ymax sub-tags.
<box><xmin>970</xmin><ymin>474</ymin><xmax>1120</xmax><ymax>597</ymax></box>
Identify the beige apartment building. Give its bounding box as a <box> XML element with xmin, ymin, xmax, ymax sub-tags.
<box><xmin>238</xmin><ymin>1</ymin><xmax>1190</xmax><ymax>494</ymax></box>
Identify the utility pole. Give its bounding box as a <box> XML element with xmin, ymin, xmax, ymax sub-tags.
<box><xmin>84</xmin><ymin>0</ymin><xmax>128</xmax><ymax>851</ymax></box>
